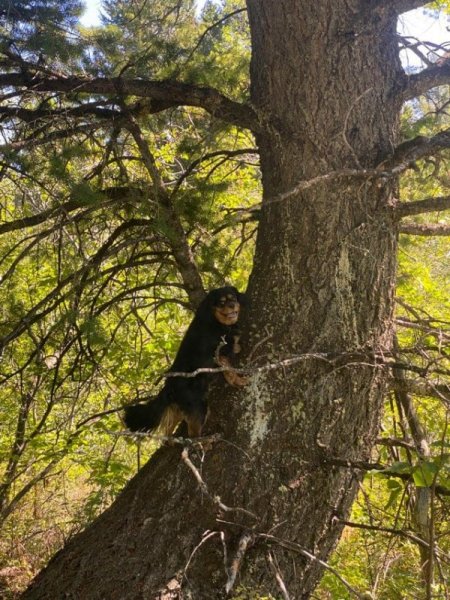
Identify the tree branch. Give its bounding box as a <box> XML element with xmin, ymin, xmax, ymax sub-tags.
<box><xmin>389</xmin><ymin>377</ymin><xmax>450</xmax><ymax>403</ymax></box>
<box><xmin>0</xmin><ymin>187</ymin><xmax>145</xmax><ymax>235</ymax></box>
<box><xmin>397</xmin><ymin>195</ymin><xmax>450</xmax><ymax>218</ymax></box>
<box><xmin>0</xmin><ymin>122</ymin><xmax>106</xmax><ymax>153</ymax></box>
<box><xmin>0</xmin><ymin>220</ymin><xmax>154</xmax><ymax>352</ymax></box>
<box><xmin>182</xmin><ymin>8</ymin><xmax>247</xmax><ymax>68</ymax></box>
<box><xmin>338</xmin><ymin>520</ymin><xmax>438</xmax><ymax>552</ymax></box>
<box><xmin>0</xmin><ymin>72</ymin><xmax>259</xmax><ymax>132</ymax></box>
<box><xmin>371</xmin><ymin>0</ymin><xmax>433</xmax><ymax>16</ymax></box>
<box><xmin>258</xmin><ymin>533</ymin><xmax>364</xmax><ymax>599</ymax></box>
<box><xmin>252</xmin><ymin>131</ymin><xmax>449</xmax><ymax>210</ymax></box>
<box><xmin>393</xmin><ymin>0</ymin><xmax>431</xmax><ymax>13</ymax></box>
<box><xmin>390</xmin><ymin>128</ymin><xmax>450</xmax><ymax>168</ymax></box>
<box><xmin>403</xmin><ymin>62</ymin><xmax>450</xmax><ymax>102</ymax></box>
<box><xmin>124</xmin><ymin>116</ymin><xmax>205</xmax><ymax>308</ymax></box>
<box><xmin>400</xmin><ymin>222</ymin><xmax>450</xmax><ymax>236</ymax></box>
<box><xmin>0</xmin><ymin>102</ymin><xmax>122</xmax><ymax>123</ymax></box>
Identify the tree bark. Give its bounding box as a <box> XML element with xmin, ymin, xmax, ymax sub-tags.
<box><xmin>22</xmin><ymin>1</ymin><xmax>403</xmax><ymax>598</ymax></box>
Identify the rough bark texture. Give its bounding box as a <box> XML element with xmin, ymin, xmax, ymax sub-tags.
<box><xmin>23</xmin><ymin>1</ymin><xmax>403</xmax><ymax>598</ymax></box>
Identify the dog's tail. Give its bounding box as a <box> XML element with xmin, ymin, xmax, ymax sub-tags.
<box><xmin>124</xmin><ymin>392</ymin><xmax>178</xmax><ymax>434</ymax></box>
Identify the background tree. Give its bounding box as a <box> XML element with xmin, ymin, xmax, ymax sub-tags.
<box><xmin>0</xmin><ymin>0</ymin><xmax>449</xmax><ymax>598</ymax></box>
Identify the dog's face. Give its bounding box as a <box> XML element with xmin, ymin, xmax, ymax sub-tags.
<box><xmin>211</xmin><ymin>287</ymin><xmax>241</xmax><ymax>326</ymax></box>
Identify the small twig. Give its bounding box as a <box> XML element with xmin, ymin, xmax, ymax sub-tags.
<box><xmin>164</xmin><ymin>351</ymin><xmax>333</xmax><ymax>379</ymax></box>
<box><xmin>183</xmin><ymin>530</ymin><xmax>220</xmax><ymax>580</ymax></box>
<box><xmin>259</xmin><ymin>533</ymin><xmax>364</xmax><ymax>599</ymax></box>
<box><xmin>338</xmin><ymin>520</ymin><xmax>449</xmax><ymax>557</ymax></box>
<box><xmin>267</xmin><ymin>551</ymin><xmax>291</xmax><ymax>600</ymax></box>
<box><xmin>182</xmin><ymin>9</ymin><xmax>247</xmax><ymax>67</ymax></box>
<box><xmin>108</xmin><ymin>429</ymin><xmax>221</xmax><ymax>446</ymax></box>
<box><xmin>225</xmin><ymin>532</ymin><xmax>255</xmax><ymax>594</ymax></box>
<box><xmin>214</xmin><ymin>335</ymin><xmax>229</xmax><ymax>364</ymax></box>
<box><xmin>247</xmin><ymin>330</ymin><xmax>273</xmax><ymax>363</ymax></box>
<box><xmin>181</xmin><ymin>447</ymin><xmax>258</xmax><ymax>520</ymax></box>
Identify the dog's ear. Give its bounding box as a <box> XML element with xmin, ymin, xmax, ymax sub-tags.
<box><xmin>193</xmin><ymin>289</ymin><xmax>217</xmax><ymax>322</ymax></box>
<box><xmin>237</xmin><ymin>291</ymin><xmax>248</xmax><ymax>307</ymax></box>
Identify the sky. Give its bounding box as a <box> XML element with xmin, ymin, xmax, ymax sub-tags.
<box><xmin>80</xmin><ymin>1</ymin><xmax>449</xmax><ymax>68</ymax></box>
<box><xmin>81</xmin><ymin>0</ymin><xmax>102</xmax><ymax>25</ymax></box>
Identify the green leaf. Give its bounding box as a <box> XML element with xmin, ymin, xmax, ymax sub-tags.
<box><xmin>385</xmin><ymin>479</ymin><xmax>404</xmax><ymax>510</ymax></box>
<box><xmin>412</xmin><ymin>461</ymin><xmax>440</xmax><ymax>487</ymax></box>
<box><xmin>381</xmin><ymin>461</ymin><xmax>413</xmax><ymax>475</ymax></box>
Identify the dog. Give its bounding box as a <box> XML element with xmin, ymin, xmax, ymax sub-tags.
<box><xmin>124</xmin><ymin>286</ymin><xmax>247</xmax><ymax>438</ymax></box>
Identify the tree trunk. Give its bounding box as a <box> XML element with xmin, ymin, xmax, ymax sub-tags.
<box><xmin>22</xmin><ymin>1</ymin><xmax>403</xmax><ymax>598</ymax></box>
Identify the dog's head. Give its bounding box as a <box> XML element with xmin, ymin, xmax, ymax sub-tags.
<box><xmin>197</xmin><ymin>286</ymin><xmax>246</xmax><ymax>326</ymax></box>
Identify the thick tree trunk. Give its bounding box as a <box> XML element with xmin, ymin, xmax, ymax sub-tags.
<box><xmin>23</xmin><ymin>2</ymin><xmax>403</xmax><ymax>598</ymax></box>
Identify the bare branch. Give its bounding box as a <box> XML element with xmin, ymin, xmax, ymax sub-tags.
<box><xmin>377</xmin><ymin>437</ymin><xmax>416</xmax><ymax>451</ymax></box>
<box><xmin>403</xmin><ymin>62</ymin><xmax>450</xmax><ymax>102</ymax></box>
<box><xmin>225</xmin><ymin>532</ymin><xmax>255</xmax><ymax>595</ymax></box>
<box><xmin>323</xmin><ymin>456</ymin><xmax>450</xmax><ymax>496</ymax></box>
<box><xmin>253</xmin><ymin>132</ymin><xmax>449</xmax><ymax>209</ymax></box>
<box><xmin>0</xmin><ymin>220</ymin><xmax>153</xmax><ymax>352</ymax></box>
<box><xmin>396</xmin><ymin>315</ymin><xmax>450</xmax><ymax>341</ymax></box>
<box><xmin>393</xmin><ymin>0</ymin><xmax>433</xmax><ymax>13</ymax></box>
<box><xmin>338</xmin><ymin>520</ymin><xmax>443</xmax><ymax>553</ymax></box>
<box><xmin>266</xmin><ymin>551</ymin><xmax>291</xmax><ymax>600</ymax></box>
<box><xmin>259</xmin><ymin>533</ymin><xmax>364</xmax><ymax>599</ymax></box>
<box><xmin>397</xmin><ymin>195</ymin><xmax>450</xmax><ymax>218</ymax></box>
<box><xmin>171</xmin><ymin>148</ymin><xmax>258</xmax><ymax>197</ymax></box>
<box><xmin>400</xmin><ymin>222</ymin><xmax>450</xmax><ymax>236</ymax></box>
<box><xmin>389</xmin><ymin>377</ymin><xmax>450</xmax><ymax>403</ymax></box>
<box><xmin>180</xmin><ymin>447</ymin><xmax>258</xmax><ymax>520</ymax></box>
<box><xmin>0</xmin><ymin>72</ymin><xmax>259</xmax><ymax>131</ymax></box>
<box><xmin>390</xmin><ymin>128</ymin><xmax>450</xmax><ymax>168</ymax></box>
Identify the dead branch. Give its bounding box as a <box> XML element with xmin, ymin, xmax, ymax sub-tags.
<box><xmin>0</xmin><ymin>102</ymin><xmax>122</xmax><ymax>123</ymax></box>
<box><xmin>0</xmin><ymin>187</ymin><xmax>146</xmax><ymax>235</ymax></box>
<box><xmin>377</xmin><ymin>437</ymin><xmax>416</xmax><ymax>451</ymax></box>
<box><xmin>259</xmin><ymin>533</ymin><xmax>365</xmax><ymax>599</ymax></box>
<box><xmin>399</xmin><ymin>222</ymin><xmax>450</xmax><ymax>236</ymax></box>
<box><xmin>252</xmin><ymin>132</ymin><xmax>449</xmax><ymax>209</ymax></box>
<box><xmin>181</xmin><ymin>447</ymin><xmax>258</xmax><ymax>520</ymax></box>
<box><xmin>266</xmin><ymin>551</ymin><xmax>291</xmax><ymax>600</ymax></box>
<box><xmin>338</xmin><ymin>520</ymin><xmax>449</xmax><ymax>556</ymax></box>
<box><xmin>171</xmin><ymin>148</ymin><xmax>258</xmax><ymax>197</ymax></box>
<box><xmin>225</xmin><ymin>532</ymin><xmax>255</xmax><ymax>595</ymax></box>
<box><xmin>0</xmin><ymin>122</ymin><xmax>106</xmax><ymax>153</ymax></box>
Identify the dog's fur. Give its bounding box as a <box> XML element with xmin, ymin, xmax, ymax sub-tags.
<box><xmin>124</xmin><ymin>286</ymin><xmax>247</xmax><ymax>437</ymax></box>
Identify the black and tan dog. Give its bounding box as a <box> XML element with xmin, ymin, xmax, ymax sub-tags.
<box><xmin>124</xmin><ymin>286</ymin><xmax>247</xmax><ymax>437</ymax></box>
